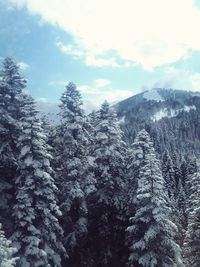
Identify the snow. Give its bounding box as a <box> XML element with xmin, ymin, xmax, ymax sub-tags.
<box><xmin>24</xmin><ymin>156</ymin><xmax>33</xmax><ymax>166</ymax></box>
<box><xmin>119</xmin><ymin>116</ymin><xmax>125</xmax><ymax>124</ymax></box>
<box><xmin>20</xmin><ymin>146</ymin><xmax>30</xmax><ymax>157</ymax></box>
<box><xmin>143</xmin><ymin>89</ymin><xmax>164</xmax><ymax>102</ymax></box>
<box><xmin>183</xmin><ymin>105</ymin><xmax>196</xmax><ymax>112</ymax></box>
<box><xmin>151</xmin><ymin>105</ymin><xmax>196</xmax><ymax>121</ymax></box>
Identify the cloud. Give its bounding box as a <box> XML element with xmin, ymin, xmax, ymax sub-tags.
<box><xmin>85</xmin><ymin>56</ymin><xmax>119</xmax><ymax>68</ymax></box>
<box><xmin>36</xmin><ymin>97</ymin><xmax>48</xmax><ymax>103</ymax></box>
<box><xmin>55</xmin><ymin>41</ymin><xmax>85</xmax><ymax>58</ymax></box>
<box><xmin>9</xmin><ymin>0</ymin><xmax>200</xmax><ymax>70</ymax></box>
<box><xmin>150</xmin><ymin>67</ymin><xmax>200</xmax><ymax>92</ymax></box>
<box><xmin>18</xmin><ymin>61</ymin><xmax>30</xmax><ymax>70</ymax></box>
<box><xmin>55</xmin><ymin>40</ymin><xmax>119</xmax><ymax>67</ymax></box>
<box><xmin>103</xmin><ymin>89</ymin><xmax>133</xmax><ymax>103</ymax></box>
<box><xmin>78</xmin><ymin>85</ymin><xmax>100</xmax><ymax>94</ymax></box>
<box><xmin>94</xmin><ymin>79</ymin><xmax>111</xmax><ymax>88</ymax></box>
<box><xmin>77</xmin><ymin>83</ymin><xmax>133</xmax><ymax>106</ymax></box>
<box><xmin>189</xmin><ymin>73</ymin><xmax>200</xmax><ymax>91</ymax></box>
<box><xmin>48</xmin><ymin>80</ymin><xmax>69</xmax><ymax>87</ymax></box>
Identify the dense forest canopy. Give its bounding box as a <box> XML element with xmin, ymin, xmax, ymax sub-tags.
<box><xmin>0</xmin><ymin>57</ymin><xmax>199</xmax><ymax>267</ymax></box>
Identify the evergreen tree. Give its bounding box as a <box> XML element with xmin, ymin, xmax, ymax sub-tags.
<box><xmin>176</xmin><ymin>177</ymin><xmax>187</xmax><ymax>246</ymax></box>
<box><xmin>126</xmin><ymin>144</ymin><xmax>138</xmax><ymax>213</ymax></box>
<box><xmin>0</xmin><ymin>57</ymin><xmax>26</xmax><ymax>233</ymax></box>
<box><xmin>161</xmin><ymin>150</ymin><xmax>176</xmax><ymax>199</ymax></box>
<box><xmin>89</xmin><ymin>101</ymin><xmax>128</xmax><ymax>267</ymax></box>
<box><xmin>12</xmin><ymin>95</ymin><xmax>65</xmax><ymax>267</ymax></box>
<box><xmin>184</xmin><ymin>156</ymin><xmax>198</xmax><ymax>217</ymax></box>
<box><xmin>0</xmin><ymin>224</ymin><xmax>18</xmax><ymax>267</ymax></box>
<box><xmin>171</xmin><ymin>151</ymin><xmax>181</xmax><ymax>187</ymax></box>
<box><xmin>54</xmin><ymin>82</ymin><xmax>95</xmax><ymax>265</ymax></box>
<box><xmin>180</xmin><ymin>158</ymin><xmax>188</xmax><ymax>188</ymax></box>
<box><xmin>184</xmin><ymin>171</ymin><xmax>200</xmax><ymax>267</ymax></box>
<box><xmin>127</xmin><ymin>129</ymin><xmax>183</xmax><ymax>267</ymax></box>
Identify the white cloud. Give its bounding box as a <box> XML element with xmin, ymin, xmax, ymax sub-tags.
<box><xmin>48</xmin><ymin>80</ymin><xmax>69</xmax><ymax>87</ymax></box>
<box><xmin>103</xmin><ymin>90</ymin><xmax>133</xmax><ymax>103</ymax></box>
<box><xmin>190</xmin><ymin>73</ymin><xmax>200</xmax><ymax>91</ymax></box>
<box><xmin>151</xmin><ymin>67</ymin><xmax>200</xmax><ymax>92</ymax></box>
<box><xmin>55</xmin><ymin>41</ymin><xmax>85</xmax><ymax>58</ymax></box>
<box><xmin>77</xmin><ymin>83</ymin><xmax>133</xmax><ymax>106</ymax></box>
<box><xmin>55</xmin><ymin>40</ymin><xmax>119</xmax><ymax>67</ymax></box>
<box><xmin>36</xmin><ymin>97</ymin><xmax>48</xmax><ymax>103</ymax></box>
<box><xmin>85</xmin><ymin>55</ymin><xmax>119</xmax><ymax>68</ymax></box>
<box><xmin>9</xmin><ymin>0</ymin><xmax>200</xmax><ymax>69</ymax></box>
<box><xmin>94</xmin><ymin>79</ymin><xmax>111</xmax><ymax>88</ymax></box>
<box><xmin>77</xmin><ymin>85</ymin><xmax>100</xmax><ymax>94</ymax></box>
<box><xmin>18</xmin><ymin>61</ymin><xmax>29</xmax><ymax>70</ymax></box>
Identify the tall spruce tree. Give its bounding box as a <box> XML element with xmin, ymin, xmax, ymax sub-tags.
<box><xmin>184</xmin><ymin>171</ymin><xmax>200</xmax><ymax>267</ymax></box>
<box><xmin>89</xmin><ymin>101</ymin><xmax>128</xmax><ymax>267</ymax></box>
<box><xmin>0</xmin><ymin>224</ymin><xmax>18</xmax><ymax>267</ymax></box>
<box><xmin>54</xmin><ymin>82</ymin><xmax>95</xmax><ymax>265</ymax></box>
<box><xmin>127</xmin><ymin>129</ymin><xmax>183</xmax><ymax>267</ymax></box>
<box><xmin>0</xmin><ymin>57</ymin><xmax>26</xmax><ymax>233</ymax></box>
<box><xmin>161</xmin><ymin>150</ymin><xmax>176</xmax><ymax>199</ymax></box>
<box><xmin>12</xmin><ymin>94</ymin><xmax>65</xmax><ymax>267</ymax></box>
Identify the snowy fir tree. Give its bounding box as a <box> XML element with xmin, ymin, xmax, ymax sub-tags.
<box><xmin>92</xmin><ymin>101</ymin><xmax>127</xmax><ymax>206</ymax></box>
<box><xmin>171</xmin><ymin>151</ymin><xmax>181</xmax><ymax>188</ymax></box>
<box><xmin>0</xmin><ymin>224</ymin><xmax>18</xmax><ymax>267</ymax></box>
<box><xmin>175</xmin><ymin>177</ymin><xmax>187</xmax><ymax>246</ymax></box>
<box><xmin>161</xmin><ymin>150</ymin><xmax>186</xmax><ymax>245</ymax></box>
<box><xmin>161</xmin><ymin>150</ymin><xmax>176</xmax><ymax>199</ymax></box>
<box><xmin>184</xmin><ymin>156</ymin><xmax>198</xmax><ymax>200</ymax></box>
<box><xmin>53</xmin><ymin>82</ymin><xmax>95</xmax><ymax>264</ymax></box>
<box><xmin>12</xmin><ymin>94</ymin><xmax>65</xmax><ymax>267</ymax></box>
<box><xmin>88</xmin><ymin>101</ymin><xmax>128</xmax><ymax>267</ymax></box>
<box><xmin>184</xmin><ymin>171</ymin><xmax>200</xmax><ymax>267</ymax></box>
<box><xmin>126</xmin><ymin>129</ymin><xmax>183</xmax><ymax>267</ymax></box>
<box><xmin>0</xmin><ymin>57</ymin><xmax>26</xmax><ymax>233</ymax></box>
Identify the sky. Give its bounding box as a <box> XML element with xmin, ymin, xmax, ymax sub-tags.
<box><xmin>1</xmin><ymin>0</ymin><xmax>200</xmax><ymax>110</ymax></box>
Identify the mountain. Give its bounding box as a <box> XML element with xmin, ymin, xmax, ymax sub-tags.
<box><xmin>115</xmin><ymin>88</ymin><xmax>200</xmax><ymax>157</ymax></box>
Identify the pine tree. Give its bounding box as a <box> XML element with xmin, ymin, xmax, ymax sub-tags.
<box><xmin>127</xmin><ymin>129</ymin><xmax>183</xmax><ymax>267</ymax></box>
<box><xmin>126</xmin><ymin>144</ymin><xmax>138</xmax><ymax>212</ymax></box>
<box><xmin>171</xmin><ymin>151</ymin><xmax>181</xmax><ymax>187</ymax></box>
<box><xmin>184</xmin><ymin>171</ymin><xmax>200</xmax><ymax>267</ymax></box>
<box><xmin>0</xmin><ymin>224</ymin><xmax>18</xmax><ymax>267</ymax></box>
<box><xmin>161</xmin><ymin>150</ymin><xmax>176</xmax><ymax>199</ymax></box>
<box><xmin>180</xmin><ymin>158</ymin><xmax>188</xmax><ymax>188</ymax></box>
<box><xmin>0</xmin><ymin>57</ymin><xmax>26</xmax><ymax>233</ymax></box>
<box><xmin>184</xmin><ymin>156</ymin><xmax>198</xmax><ymax>200</ymax></box>
<box><xmin>176</xmin><ymin>177</ymin><xmax>187</xmax><ymax>246</ymax></box>
<box><xmin>12</xmin><ymin>95</ymin><xmax>65</xmax><ymax>267</ymax></box>
<box><xmin>54</xmin><ymin>82</ymin><xmax>95</xmax><ymax>264</ymax></box>
<box><xmin>89</xmin><ymin>101</ymin><xmax>128</xmax><ymax>267</ymax></box>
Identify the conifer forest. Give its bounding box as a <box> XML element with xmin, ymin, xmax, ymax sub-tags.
<box><xmin>1</xmin><ymin>57</ymin><xmax>200</xmax><ymax>267</ymax></box>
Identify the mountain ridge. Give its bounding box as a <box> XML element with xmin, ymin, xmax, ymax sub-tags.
<box><xmin>115</xmin><ymin>88</ymin><xmax>200</xmax><ymax>157</ymax></box>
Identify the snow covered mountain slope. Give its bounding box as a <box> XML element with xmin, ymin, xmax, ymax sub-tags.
<box><xmin>115</xmin><ymin>88</ymin><xmax>200</xmax><ymax>156</ymax></box>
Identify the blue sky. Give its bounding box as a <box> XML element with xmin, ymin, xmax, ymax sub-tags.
<box><xmin>1</xmin><ymin>0</ymin><xmax>200</xmax><ymax>110</ymax></box>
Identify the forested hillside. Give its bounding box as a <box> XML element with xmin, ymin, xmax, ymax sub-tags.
<box><xmin>0</xmin><ymin>57</ymin><xmax>200</xmax><ymax>267</ymax></box>
<box><xmin>116</xmin><ymin>88</ymin><xmax>200</xmax><ymax>157</ymax></box>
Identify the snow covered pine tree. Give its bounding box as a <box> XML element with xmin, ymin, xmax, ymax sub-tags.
<box><xmin>12</xmin><ymin>94</ymin><xmax>65</xmax><ymax>267</ymax></box>
<box><xmin>89</xmin><ymin>101</ymin><xmax>127</xmax><ymax>267</ymax></box>
<box><xmin>127</xmin><ymin>129</ymin><xmax>183</xmax><ymax>267</ymax></box>
<box><xmin>0</xmin><ymin>57</ymin><xmax>26</xmax><ymax>234</ymax></box>
<box><xmin>53</xmin><ymin>82</ymin><xmax>95</xmax><ymax>265</ymax></box>
<box><xmin>184</xmin><ymin>171</ymin><xmax>200</xmax><ymax>267</ymax></box>
<box><xmin>0</xmin><ymin>224</ymin><xmax>18</xmax><ymax>267</ymax></box>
